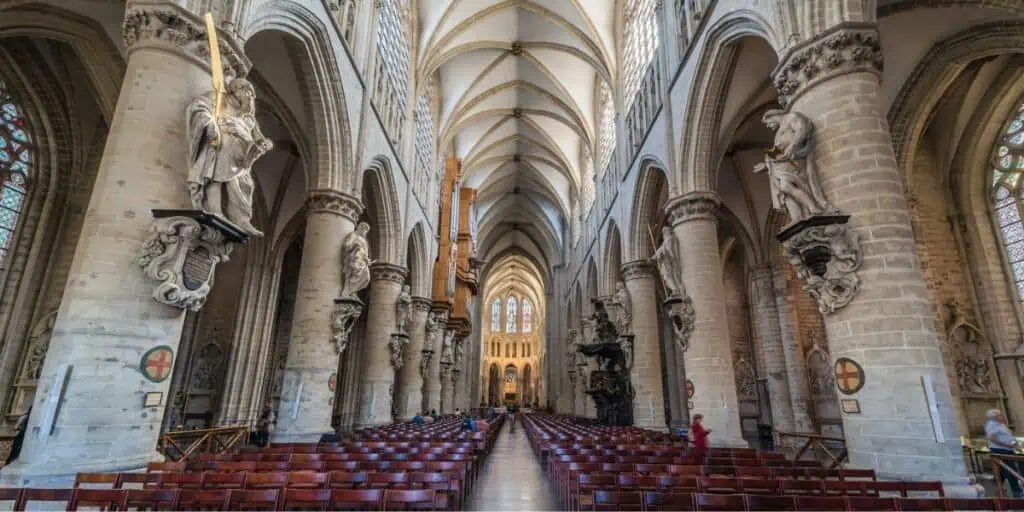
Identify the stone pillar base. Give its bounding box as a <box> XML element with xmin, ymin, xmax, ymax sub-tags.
<box><xmin>269</xmin><ymin>429</ymin><xmax>332</xmax><ymax>444</ymax></box>
<box><xmin>876</xmin><ymin>473</ymin><xmax>983</xmax><ymax>499</ymax></box>
<box><xmin>1</xmin><ymin>450</ymin><xmax>163</xmax><ymax>488</ymax></box>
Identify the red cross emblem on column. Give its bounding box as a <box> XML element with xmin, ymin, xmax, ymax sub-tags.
<box><xmin>141</xmin><ymin>346</ymin><xmax>174</xmax><ymax>383</ymax></box>
<box><xmin>329</xmin><ymin>373</ymin><xmax>338</xmax><ymax>392</ymax></box>
<box><xmin>833</xmin><ymin>357</ymin><xmax>865</xmax><ymax>395</ymax></box>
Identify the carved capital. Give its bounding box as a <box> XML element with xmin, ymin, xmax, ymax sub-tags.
<box><xmin>665</xmin><ymin>191</ymin><xmax>720</xmax><ymax>226</ymax></box>
<box><xmin>137</xmin><ymin>214</ymin><xmax>234</xmax><ymax>311</ymax></box>
<box><xmin>306</xmin><ymin>189</ymin><xmax>363</xmax><ymax>222</ymax></box>
<box><xmin>412</xmin><ymin>297</ymin><xmax>433</xmax><ymax>313</ymax></box>
<box><xmin>122</xmin><ymin>6</ymin><xmax>249</xmax><ymax>79</ymax></box>
<box><xmin>773</xmin><ymin>23</ymin><xmax>883</xmax><ymax>108</ymax></box>
<box><xmin>621</xmin><ymin>260</ymin><xmax>654</xmax><ymax>282</ymax></box>
<box><xmin>370</xmin><ymin>262</ymin><xmax>408</xmax><ymax>284</ymax></box>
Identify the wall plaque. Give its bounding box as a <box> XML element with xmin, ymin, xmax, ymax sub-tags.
<box><xmin>840</xmin><ymin>399</ymin><xmax>860</xmax><ymax>414</ymax></box>
<box><xmin>834</xmin><ymin>357</ymin><xmax>865</xmax><ymax>395</ymax></box>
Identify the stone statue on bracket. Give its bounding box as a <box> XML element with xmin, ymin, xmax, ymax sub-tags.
<box><xmin>389</xmin><ymin>333</ymin><xmax>409</xmax><ymax>370</ymax></box>
<box><xmin>440</xmin><ymin>329</ymin><xmax>455</xmax><ymax>365</ymax></box>
<box><xmin>341</xmin><ymin>222</ymin><xmax>372</xmax><ymax>298</ymax></box>
<box><xmin>454</xmin><ymin>336</ymin><xmax>465</xmax><ymax>366</ymax></box>
<box><xmin>395</xmin><ymin>284</ymin><xmax>411</xmax><ymax>333</ymax></box>
<box><xmin>331</xmin><ymin>297</ymin><xmax>363</xmax><ymax>355</ymax></box>
<box><xmin>650</xmin><ymin>227</ymin><xmax>685</xmax><ymax>297</ymax></box>
<box><xmin>186</xmin><ymin>77</ymin><xmax>272</xmax><ymax>237</ymax></box>
<box><xmin>612</xmin><ymin>281</ymin><xmax>632</xmax><ymax>335</ymax></box>
<box><xmin>753</xmin><ymin>109</ymin><xmax>836</xmax><ymax>227</ymax></box>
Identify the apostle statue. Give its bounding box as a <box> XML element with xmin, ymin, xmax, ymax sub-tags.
<box><xmin>186</xmin><ymin>77</ymin><xmax>272</xmax><ymax>236</ymax></box>
<box><xmin>423</xmin><ymin>312</ymin><xmax>437</xmax><ymax>351</ymax></box>
<box><xmin>396</xmin><ymin>284</ymin><xmax>412</xmax><ymax>333</ymax></box>
<box><xmin>612</xmin><ymin>281</ymin><xmax>632</xmax><ymax>335</ymax></box>
<box><xmin>440</xmin><ymin>329</ymin><xmax>455</xmax><ymax>364</ymax></box>
<box><xmin>650</xmin><ymin>226</ymin><xmax>684</xmax><ymax>297</ymax></box>
<box><xmin>753</xmin><ymin>109</ymin><xmax>835</xmax><ymax>226</ymax></box>
<box><xmin>340</xmin><ymin>222</ymin><xmax>371</xmax><ymax>298</ymax></box>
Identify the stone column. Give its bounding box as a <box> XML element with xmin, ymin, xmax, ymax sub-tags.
<box><xmin>440</xmin><ymin>362</ymin><xmax>453</xmax><ymax>414</ymax></box>
<box><xmin>395</xmin><ymin>297</ymin><xmax>430</xmax><ymax>421</ymax></box>
<box><xmin>770</xmin><ymin>266</ymin><xmax>815</xmax><ymax>432</ymax></box>
<box><xmin>422</xmin><ymin>314</ymin><xmax>444</xmax><ymax>414</ymax></box>
<box><xmin>666</xmin><ymin>192</ymin><xmax>746</xmax><ymax>447</ymax></box>
<box><xmin>274</xmin><ymin>191</ymin><xmax>362</xmax><ymax>441</ymax></box>
<box><xmin>0</xmin><ymin>6</ymin><xmax>248</xmax><ymax>485</ymax></box>
<box><xmin>750</xmin><ymin>266</ymin><xmax>796</xmax><ymax>435</ymax></box>
<box><xmin>664</xmin><ymin>329</ymin><xmax>686</xmax><ymax>428</ymax></box>
<box><xmin>772</xmin><ymin>24</ymin><xmax>973</xmax><ymax>493</ymax></box>
<box><xmin>354</xmin><ymin>263</ymin><xmax>407</xmax><ymax>427</ymax></box>
<box><xmin>622</xmin><ymin>261</ymin><xmax>668</xmax><ymax>429</ymax></box>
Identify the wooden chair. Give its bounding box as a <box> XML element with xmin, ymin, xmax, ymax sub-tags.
<box><xmin>634</xmin><ymin>464</ymin><xmax>668</xmax><ymax>475</ymax></box>
<box><xmin>69</xmin><ymin>488</ymin><xmax>127</xmax><ymax>511</ymax></box>
<box><xmin>641</xmin><ymin>491</ymin><xmax>694</xmax><ymax>511</ymax></box>
<box><xmin>328</xmin><ymin>471</ymin><xmax>369</xmax><ymax>489</ymax></box>
<box><xmin>846</xmin><ymin>496</ymin><xmax>898</xmax><ymax>511</ymax></box>
<box><xmin>870</xmin><ymin>481</ymin><xmax>906</xmax><ymax>496</ymax></box>
<box><xmin>793</xmin><ymin>495</ymin><xmax>847</xmax><ymax>511</ymax></box>
<box><xmin>281</xmin><ymin>488</ymin><xmax>331</xmax><ymax>511</ymax></box>
<box><xmin>202</xmin><ymin>471</ymin><xmax>246</xmax><ymax>489</ymax></box>
<box><xmin>0</xmin><ymin>488</ymin><xmax>23</xmax><ymax>510</ymax></box>
<box><xmin>737</xmin><ymin>467</ymin><xmax>773</xmax><ymax>479</ymax></box>
<box><xmin>118</xmin><ymin>472</ymin><xmax>161</xmax><ymax>489</ymax></box>
<box><xmin>744</xmin><ymin>494</ymin><xmax>797</xmax><ymax>511</ymax></box>
<box><xmin>699</xmin><ymin>476</ymin><xmax>740</xmax><ymax>494</ymax></box>
<box><xmin>260</xmin><ymin>453</ymin><xmax>290</xmax><ymax>462</ymax></box>
<box><xmin>694</xmin><ymin>492</ymin><xmax>745</xmax><ymax>511</ymax></box>
<box><xmin>244</xmin><ymin>471</ymin><xmax>288</xmax><ymax>489</ymax></box>
<box><xmin>216</xmin><ymin>461</ymin><xmax>257</xmax><ymax>472</ymax></box>
<box><xmin>383</xmin><ymin>489</ymin><xmax>435</xmax><ymax>511</ymax></box>
<box><xmin>410</xmin><ymin>472</ymin><xmax>457</xmax><ymax>510</ymax></box>
<box><xmin>120</xmin><ymin>488</ymin><xmax>180</xmax><ymax>510</ymax></box>
<box><xmin>253</xmin><ymin>461</ymin><xmax>288</xmax><ymax>472</ymax></box>
<box><xmin>576</xmin><ymin>473</ymin><xmax>617</xmax><ymax>511</ymax></box>
<box><xmin>288</xmin><ymin>471</ymin><xmax>328</xmax><ymax>489</ymax></box>
<box><xmin>616</xmin><ymin>474</ymin><xmax>658</xmax><ymax>492</ymax></box>
<box><xmin>824</xmin><ymin>480</ymin><xmax>877</xmax><ymax>497</ymax></box>
<box><xmin>226</xmin><ymin>488</ymin><xmax>281</xmax><ymax>510</ymax></box>
<box><xmin>997</xmin><ymin>498</ymin><xmax>1024</xmax><ymax>511</ymax></box>
<box><xmin>158</xmin><ymin>472</ymin><xmax>205</xmax><ymax>489</ymax></box>
<box><xmin>655</xmin><ymin>475</ymin><xmax>698</xmax><ymax>493</ymax></box>
<box><xmin>839</xmin><ymin>468</ymin><xmax>877</xmax><ymax>481</ymax></box>
<box><xmin>330</xmin><ymin>488</ymin><xmax>384</xmax><ymax>511</ymax></box>
<box><xmin>782</xmin><ymin>479</ymin><xmax>824</xmax><ymax>496</ymax></box>
<box><xmin>290</xmin><ymin>453</ymin><xmax>322</xmax><ymax>463</ymax></box>
<box><xmin>944</xmin><ymin>498</ymin><xmax>998</xmax><ymax>510</ymax></box>
<box><xmin>175</xmin><ymin>489</ymin><xmax>230</xmax><ymax>510</ymax></box>
<box><xmin>145</xmin><ymin>462</ymin><xmax>185</xmax><ymax>473</ymax></box>
<box><xmin>368</xmin><ymin>471</ymin><xmax>410</xmax><ymax>489</ymax></box>
<box><xmin>740</xmin><ymin>477</ymin><xmax>781</xmax><ymax>495</ymax></box>
<box><xmin>898</xmin><ymin>497</ymin><xmax>949</xmax><ymax>511</ymax></box>
<box><xmin>591</xmin><ymin>490</ymin><xmax>642</xmax><ymax>511</ymax></box>
<box><xmin>288</xmin><ymin>461</ymin><xmax>324</xmax><ymax>472</ymax></box>
<box><xmin>903</xmin><ymin>481</ymin><xmax>945</xmax><ymax>497</ymax></box>
<box><xmin>74</xmin><ymin>472</ymin><xmax>122</xmax><ymax>488</ymax></box>
<box><xmin>325</xmin><ymin>460</ymin><xmax>359</xmax><ymax>471</ymax></box>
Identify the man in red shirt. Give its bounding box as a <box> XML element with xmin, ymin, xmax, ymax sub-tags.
<box><xmin>690</xmin><ymin>413</ymin><xmax>711</xmax><ymax>463</ymax></box>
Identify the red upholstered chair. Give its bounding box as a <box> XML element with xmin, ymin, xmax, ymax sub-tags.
<box><xmin>281</xmin><ymin>488</ymin><xmax>331</xmax><ymax>511</ymax></box>
<box><xmin>591</xmin><ymin>490</ymin><xmax>642</xmax><ymax>511</ymax></box>
<box><xmin>175</xmin><ymin>489</ymin><xmax>230</xmax><ymax>510</ymax></box>
<box><xmin>793</xmin><ymin>495</ymin><xmax>847</xmax><ymax>511</ymax></box>
<box><xmin>383</xmin><ymin>489</ymin><xmax>436</xmax><ymax>511</ymax></box>
<box><xmin>226</xmin><ymin>488</ymin><xmax>281</xmax><ymax>510</ymax></box>
<box><xmin>74</xmin><ymin>472</ymin><xmax>122</xmax><ymax>488</ymax></box>
<box><xmin>119</xmin><ymin>488</ymin><xmax>180</xmax><ymax>510</ymax></box>
<box><xmin>744</xmin><ymin>494</ymin><xmax>796</xmax><ymax>511</ymax></box>
<box><xmin>68</xmin><ymin>488</ymin><xmax>127</xmax><ymax>511</ymax></box>
<box><xmin>845</xmin><ymin>496</ymin><xmax>898</xmax><ymax>511</ymax></box>
<box><xmin>330</xmin><ymin>488</ymin><xmax>384</xmax><ymax>511</ymax></box>
<box><xmin>694</xmin><ymin>492</ymin><xmax>745</xmax><ymax>511</ymax></box>
<box><xmin>641</xmin><ymin>491</ymin><xmax>694</xmax><ymax>511</ymax></box>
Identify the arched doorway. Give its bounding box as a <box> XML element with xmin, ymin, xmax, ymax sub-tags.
<box><xmin>503</xmin><ymin>365</ymin><xmax>519</xmax><ymax>406</ymax></box>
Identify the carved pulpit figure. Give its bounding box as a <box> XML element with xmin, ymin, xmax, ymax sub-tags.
<box><xmin>612</xmin><ymin>281</ymin><xmax>632</xmax><ymax>334</ymax></box>
<box><xmin>650</xmin><ymin>226</ymin><xmax>684</xmax><ymax>296</ymax></box>
<box><xmin>752</xmin><ymin>109</ymin><xmax>835</xmax><ymax>226</ymax></box>
<box><xmin>340</xmin><ymin>222</ymin><xmax>371</xmax><ymax>297</ymax></box>
<box><xmin>186</xmin><ymin>77</ymin><xmax>272</xmax><ymax>236</ymax></box>
<box><xmin>396</xmin><ymin>284</ymin><xmax>412</xmax><ymax>333</ymax></box>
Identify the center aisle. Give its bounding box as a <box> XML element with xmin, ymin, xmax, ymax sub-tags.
<box><xmin>467</xmin><ymin>418</ymin><xmax>559</xmax><ymax>510</ymax></box>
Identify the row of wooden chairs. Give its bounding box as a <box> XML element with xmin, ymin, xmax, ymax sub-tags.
<box><xmin>212</xmin><ymin>447</ymin><xmax>476</xmax><ymax>460</ymax></box>
<box><xmin>163</xmin><ymin>457</ymin><xmax>474</xmax><ymax>473</ymax></box>
<box><xmin>0</xmin><ymin>486</ymin><xmax>442</xmax><ymax>511</ymax></box>
<box><xmin>550</xmin><ymin>463</ymin><xmax>875</xmax><ymax>484</ymax></box>
<box><xmin>583</xmin><ymin>490</ymin><xmax>1020</xmax><ymax>511</ymax></box>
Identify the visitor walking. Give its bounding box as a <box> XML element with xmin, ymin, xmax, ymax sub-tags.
<box><xmin>254</xmin><ymin>400</ymin><xmax>275</xmax><ymax>447</ymax></box>
<box><xmin>987</xmin><ymin>409</ymin><xmax>1023</xmax><ymax>497</ymax></box>
<box><xmin>690</xmin><ymin>413</ymin><xmax>711</xmax><ymax>464</ymax></box>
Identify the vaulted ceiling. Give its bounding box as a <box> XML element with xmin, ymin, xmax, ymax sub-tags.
<box><xmin>417</xmin><ymin>0</ymin><xmax>618</xmax><ymax>271</ymax></box>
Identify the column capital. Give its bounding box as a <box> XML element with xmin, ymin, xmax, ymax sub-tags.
<box><xmin>305</xmin><ymin>189</ymin><xmax>363</xmax><ymax>222</ymax></box>
<box><xmin>621</xmin><ymin>260</ymin><xmax>655</xmax><ymax>282</ymax></box>
<box><xmin>773</xmin><ymin>23</ymin><xmax>883</xmax><ymax>108</ymax></box>
<box><xmin>122</xmin><ymin>4</ymin><xmax>250</xmax><ymax>79</ymax></box>
<box><xmin>750</xmin><ymin>265</ymin><xmax>776</xmax><ymax>282</ymax></box>
<box><xmin>665</xmin><ymin>191</ymin><xmax>720</xmax><ymax>226</ymax></box>
<box><xmin>370</xmin><ymin>262</ymin><xmax>408</xmax><ymax>284</ymax></box>
<box><xmin>411</xmin><ymin>296</ymin><xmax>432</xmax><ymax>312</ymax></box>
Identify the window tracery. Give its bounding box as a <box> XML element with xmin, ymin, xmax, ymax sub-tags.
<box><xmin>622</xmin><ymin>0</ymin><xmax>659</xmax><ymax>104</ymax></box>
<box><xmin>491</xmin><ymin>298</ymin><xmax>502</xmax><ymax>332</ymax></box>
<box><xmin>595</xmin><ymin>81</ymin><xmax>615</xmax><ymax>187</ymax></box>
<box><xmin>992</xmin><ymin>101</ymin><xmax>1024</xmax><ymax>300</ymax></box>
<box><xmin>522</xmin><ymin>299</ymin><xmax>532</xmax><ymax>333</ymax></box>
<box><xmin>506</xmin><ymin>296</ymin><xmax>517</xmax><ymax>333</ymax></box>
<box><xmin>0</xmin><ymin>80</ymin><xmax>32</xmax><ymax>264</ymax></box>
<box><xmin>414</xmin><ymin>75</ymin><xmax>438</xmax><ymax>205</ymax></box>
<box><xmin>374</xmin><ymin>0</ymin><xmax>411</xmax><ymax>143</ymax></box>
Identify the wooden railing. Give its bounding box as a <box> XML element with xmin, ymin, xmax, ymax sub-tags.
<box><xmin>990</xmin><ymin>451</ymin><xmax>1024</xmax><ymax>497</ymax></box>
<box><xmin>158</xmin><ymin>425</ymin><xmax>250</xmax><ymax>462</ymax></box>
<box><xmin>777</xmin><ymin>431</ymin><xmax>848</xmax><ymax>469</ymax></box>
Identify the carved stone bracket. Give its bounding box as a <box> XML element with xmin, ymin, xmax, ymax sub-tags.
<box><xmin>332</xmin><ymin>296</ymin><xmax>365</xmax><ymax>355</ymax></box>
<box><xmin>306</xmin><ymin>189</ymin><xmax>363</xmax><ymax>223</ymax></box>
<box><xmin>389</xmin><ymin>333</ymin><xmax>410</xmax><ymax>370</ymax></box>
<box><xmin>137</xmin><ymin>210</ymin><xmax>242</xmax><ymax>311</ymax></box>
<box><xmin>370</xmin><ymin>262</ymin><xmax>409</xmax><ymax>285</ymax></box>
<box><xmin>663</xmin><ymin>294</ymin><xmax>695</xmax><ymax>352</ymax></box>
<box><xmin>450</xmin><ymin>367</ymin><xmax>460</xmax><ymax>385</ymax></box>
<box><xmin>773</xmin><ymin>23</ymin><xmax>884</xmax><ymax>108</ymax></box>
<box><xmin>778</xmin><ymin>215</ymin><xmax>862</xmax><ymax>314</ymax></box>
<box><xmin>122</xmin><ymin>6</ymin><xmax>249</xmax><ymax>79</ymax></box>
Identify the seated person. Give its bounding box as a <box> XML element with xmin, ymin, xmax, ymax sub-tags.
<box><xmin>412</xmin><ymin>412</ymin><xmax>424</xmax><ymax>425</ymax></box>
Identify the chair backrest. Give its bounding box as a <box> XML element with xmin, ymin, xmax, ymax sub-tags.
<box><xmin>261</xmin><ymin>453</ymin><xmax>290</xmax><ymax>462</ymax></box>
<box><xmin>839</xmin><ymin>468</ymin><xmax>876</xmax><ymax>481</ymax></box>
<box><xmin>898</xmin><ymin>497</ymin><xmax>949</xmax><ymax>511</ymax></box>
<box><xmin>903</xmin><ymin>481</ymin><xmax>945</xmax><ymax>497</ymax></box>
<box><xmin>118</xmin><ymin>472</ymin><xmax>160</xmax><ymax>489</ymax></box>
<box><xmin>158</xmin><ymin>471</ymin><xmax>205</xmax><ymax>489</ymax></box>
<box><xmin>74</xmin><ymin>472</ymin><xmax>122</xmax><ymax>488</ymax></box>
<box><xmin>282</xmin><ymin>488</ymin><xmax>332</xmax><ymax>510</ymax></box>
<box><xmin>744</xmin><ymin>494</ymin><xmax>796</xmax><ymax>511</ymax></box>
<box><xmin>782</xmin><ymin>479</ymin><xmax>824</xmax><ymax>495</ymax></box>
<box><xmin>700</xmin><ymin>476</ymin><xmax>739</xmax><ymax>493</ymax></box>
<box><xmin>1000</xmin><ymin>499</ymin><xmax>1024</xmax><ymax>512</ymax></box>
<box><xmin>254</xmin><ymin>461</ymin><xmax>289</xmax><ymax>472</ymax></box>
<box><xmin>846</xmin><ymin>496</ymin><xmax>899</xmax><ymax>511</ymax></box>
<box><xmin>245</xmin><ymin>471</ymin><xmax>288</xmax><ymax>489</ymax></box>
<box><xmin>592</xmin><ymin>490</ymin><xmax>642</xmax><ymax>511</ymax></box>
<box><xmin>325</xmin><ymin>460</ymin><xmax>359</xmax><ymax>471</ymax></box>
<box><xmin>740</xmin><ymin>477</ymin><xmax>781</xmax><ymax>494</ymax></box>
<box><xmin>737</xmin><ymin>466</ymin><xmax>773</xmax><ymax>479</ymax></box>
<box><xmin>69</xmin><ymin>488</ymin><xmax>126</xmax><ymax>510</ymax></box>
<box><xmin>641</xmin><ymin>491</ymin><xmax>694</xmax><ymax>511</ymax></box>
<box><xmin>578</xmin><ymin>473</ymin><xmax>617</xmax><ymax>490</ymax></box>
<box><xmin>288</xmin><ymin>471</ymin><xmax>328</xmax><ymax>488</ymax></box>
<box><xmin>330</xmin><ymin>488</ymin><xmax>384</xmax><ymax>510</ymax></box>
<box><xmin>329</xmin><ymin>471</ymin><xmax>370</xmax><ymax>488</ymax></box>
<box><xmin>369</xmin><ymin>472</ymin><xmax>409</xmax><ymax>488</ymax></box>
<box><xmin>290</xmin><ymin>453</ymin><xmax>322</xmax><ymax>463</ymax></box>
<box><xmin>202</xmin><ymin>471</ymin><xmax>246</xmax><ymax>489</ymax></box>
<box><xmin>695</xmin><ymin>492</ymin><xmax>746</xmax><ymax>511</ymax></box>
<box><xmin>288</xmin><ymin>461</ymin><xmax>325</xmax><ymax>472</ymax></box>
<box><xmin>793</xmin><ymin>496</ymin><xmax>848</xmax><ymax>511</ymax></box>
<box><xmin>825</xmin><ymin>480</ymin><xmax>876</xmax><ymax>496</ymax></box>
<box><xmin>175</xmin><ymin>489</ymin><xmax>230</xmax><ymax>510</ymax></box>
<box><xmin>227</xmin><ymin>488</ymin><xmax>281</xmax><ymax>510</ymax></box>
<box><xmin>146</xmin><ymin>462</ymin><xmax>185</xmax><ymax>473</ymax></box>
<box><xmin>945</xmin><ymin>498</ymin><xmax>998</xmax><ymax>510</ymax></box>
<box><xmin>120</xmin><ymin>488</ymin><xmax>180</xmax><ymax>510</ymax></box>
<box><xmin>383</xmin><ymin>489</ymin><xmax>435</xmax><ymax>510</ymax></box>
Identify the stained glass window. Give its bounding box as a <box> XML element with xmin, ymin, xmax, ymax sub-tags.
<box><xmin>0</xmin><ymin>80</ymin><xmax>31</xmax><ymax>265</ymax></box>
<box><xmin>622</xmin><ymin>0</ymin><xmax>659</xmax><ymax>104</ymax></box>
<box><xmin>491</xmin><ymin>299</ymin><xmax>502</xmax><ymax>332</ymax></box>
<box><xmin>414</xmin><ymin>76</ymin><xmax>437</xmax><ymax>191</ymax></box>
<box><xmin>376</xmin><ymin>0</ymin><xmax>411</xmax><ymax>122</ymax></box>
<box><xmin>506</xmin><ymin>296</ymin><xmax>517</xmax><ymax>333</ymax></box>
<box><xmin>522</xmin><ymin>299</ymin><xmax>532</xmax><ymax>333</ymax></box>
<box><xmin>992</xmin><ymin>100</ymin><xmax>1024</xmax><ymax>300</ymax></box>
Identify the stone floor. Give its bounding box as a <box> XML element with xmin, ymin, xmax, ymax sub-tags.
<box><xmin>467</xmin><ymin>420</ymin><xmax>559</xmax><ymax>510</ymax></box>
